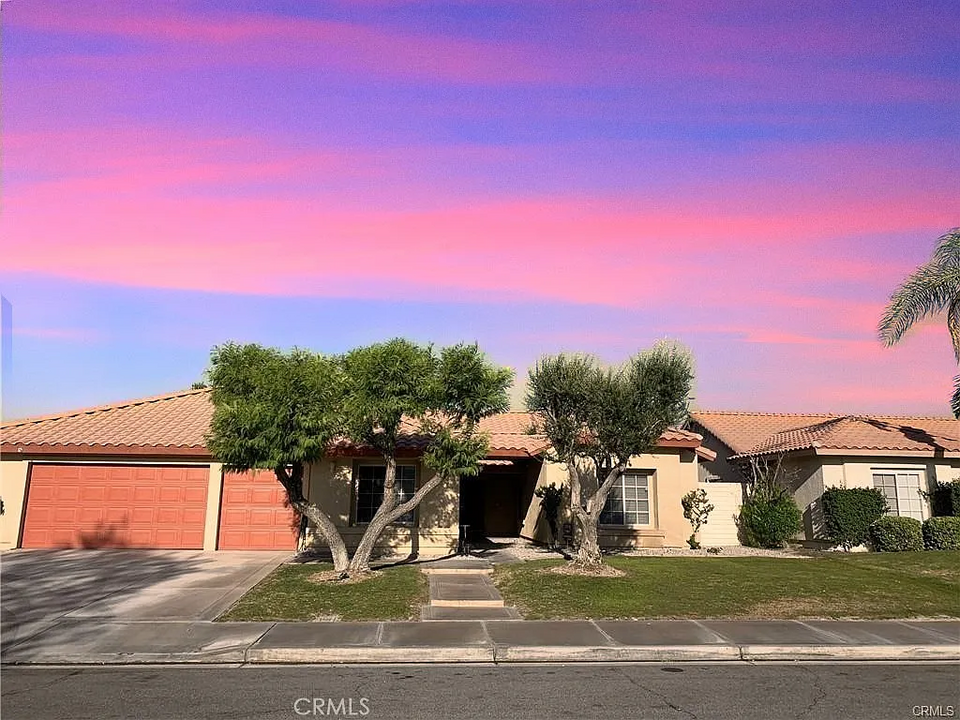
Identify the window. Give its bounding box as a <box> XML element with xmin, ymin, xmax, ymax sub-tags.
<box><xmin>355</xmin><ymin>464</ymin><xmax>417</xmax><ymax>525</ymax></box>
<box><xmin>600</xmin><ymin>472</ymin><xmax>651</xmax><ymax>526</ymax></box>
<box><xmin>872</xmin><ymin>471</ymin><xmax>924</xmax><ymax>521</ymax></box>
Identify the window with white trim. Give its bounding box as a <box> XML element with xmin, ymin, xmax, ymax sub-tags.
<box><xmin>355</xmin><ymin>464</ymin><xmax>416</xmax><ymax>525</ymax></box>
<box><xmin>872</xmin><ymin>471</ymin><xmax>924</xmax><ymax>521</ymax></box>
<box><xmin>600</xmin><ymin>472</ymin><xmax>651</xmax><ymax>526</ymax></box>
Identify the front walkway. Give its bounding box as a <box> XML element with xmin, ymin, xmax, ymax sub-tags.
<box><xmin>419</xmin><ymin>556</ymin><xmax>521</xmax><ymax>620</ymax></box>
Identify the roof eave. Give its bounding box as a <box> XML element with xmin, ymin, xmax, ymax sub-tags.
<box><xmin>1</xmin><ymin>443</ymin><xmax>212</xmax><ymax>459</ymax></box>
<box><xmin>812</xmin><ymin>447</ymin><xmax>960</xmax><ymax>459</ymax></box>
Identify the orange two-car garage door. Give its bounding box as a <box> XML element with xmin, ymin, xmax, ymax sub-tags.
<box><xmin>217</xmin><ymin>470</ymin><xmax>299</xmax><ymax>550</ymax></box>
<box><xmin>21</xmin><ymin>464</ymin><xmax>209</xmax><ymax>549</ymax></box>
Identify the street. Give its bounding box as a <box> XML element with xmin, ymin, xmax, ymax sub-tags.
<box><xmin>2</xmin><ymin>662</ymin><xmax>958</xmax><ymax>720</ymax></box>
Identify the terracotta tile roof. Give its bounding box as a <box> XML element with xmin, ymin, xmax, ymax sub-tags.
<box><xmin>1</xmin><ymin>392</ymin><xmax>703</xmax><ymax>459</ymax></box>
<box><xmin>690</xmin><ymin>410</ymin><xmax>960</xmax><ymax>459</ymax></box>
<box><xmin>1</xmin><ymin>389</ymin><xmax>212</xmax><ymax>453</ymax></box>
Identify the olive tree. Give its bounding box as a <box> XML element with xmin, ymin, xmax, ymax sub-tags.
<box><xmin>206</xmin><ymin>339</ymin><xmax>511</xmax><ymax>578</ymax></box>
<box><xmin>526</xmin><ymin>342</ymin><xmax>694</xmax><ymax>569</ymax></box>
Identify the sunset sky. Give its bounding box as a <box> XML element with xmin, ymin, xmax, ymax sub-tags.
<box><xmin>1</xmin><ymin>0</ymin><xmax>958</xmax><ymax>419</ymax></box>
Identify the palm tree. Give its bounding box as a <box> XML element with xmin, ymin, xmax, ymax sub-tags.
<box><xmin>878</xmin><ymin>228</ymin><xmax>960</xmax><ymax>417</ymax></box>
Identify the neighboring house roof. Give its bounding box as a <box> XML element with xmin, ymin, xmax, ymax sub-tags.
<box><xmin>690</xmin><ymin>410</ymin><xmax>960</xmax><ymax>460</ymax></box>
<box><xmin>1</xmin><ymin>392</ymin><xmax>706</xmax><ymax>460</ymax></box>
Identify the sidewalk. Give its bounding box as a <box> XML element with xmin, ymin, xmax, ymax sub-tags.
<box><xmin>3</xmin><ymin>618</ymin><xmax>957</xmax><ymax>665</ymax></box>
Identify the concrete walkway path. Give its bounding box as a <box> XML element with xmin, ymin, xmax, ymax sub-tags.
<box><xmin>418</xmin><ymin>557</ymin><xmax>521</xmax><ymax>621</ymax></box>
<box><xmin>3</xmin><ymin>618</ymin><xmax>957</xmax><ymax>665</ymax></box>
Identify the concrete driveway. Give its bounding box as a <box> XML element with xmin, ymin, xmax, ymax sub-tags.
<box><xmin>1</xmin><ymin>549</ymin><xmax>289</xmax><ymax>653</ymax></box>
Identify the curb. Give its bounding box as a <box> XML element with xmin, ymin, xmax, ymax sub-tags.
<box><xmin>491</xmin><ymin>645</ymin><xmax>742</xmax><ymax>663</ymax></box>
<box><xmin>738</xmin><ymin>645</ymin><xmax>960</xmax><ymax>662</ymax></box>
<box><xmin>7</xmin><ymin>645</ymin><xmax>958</xmax><ymax>665</ymax></box>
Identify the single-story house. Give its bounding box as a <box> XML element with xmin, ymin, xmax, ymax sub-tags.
<box><xmin>0</xmin><ymin>389</ymin><xmax>739</xmax><ymax>554</ymax></box>
<box><xmin>689</xmin><ymin>411</ymin><xmax>960</xmax><ymax>542</ymax></box>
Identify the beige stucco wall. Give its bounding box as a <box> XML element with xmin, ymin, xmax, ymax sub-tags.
<box><xmin>302</xmin><ymin>458</ymin><xmax>459</xmax><ymax>557</ymax></box>
<box><xmin>784</xmin><ymin>454</ymin><xmax>960</xmax><ymax>541</ymax></box>
<box><xmin>0</xmin><ymin>459</ymin><xmax>29</xmax><ymax>551</ymax></box>
<box><xmin>824</xmin><ymin>456</ymin><xmax>959</xmax><ymax>521</ymax></box>
<box><xmin>203</xmin><ymin>463</ymin><xmax>224</xmax><ymax>551</ymax></box>
<box><xmin>519</xmin><ymin>449</ymin><xmax>701</xmax><ymax>549</ymax></box>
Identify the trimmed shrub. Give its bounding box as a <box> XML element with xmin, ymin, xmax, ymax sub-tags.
<box><xmin>821</xmin><ymin>487</ymin><xmax>887</xmax><ymax>550</ymax></box>
<box><xmin>739</xmin><ymin>490</ymin><xmax>803</xmax><ymax>549</ymax></box>
<box><xmin>868</xmin><ymin>516</ymin><xmax>923</xmax><ymax>552</ymax></box>
<box><xmin>924</xmin><ymin>479</ymin><xmax>960</xmax><ymax>517</ymax></box>
<box><xmin>922</xmin><ymin>516</ymin><xmax>960</xmax><ymax>550</ymax></box>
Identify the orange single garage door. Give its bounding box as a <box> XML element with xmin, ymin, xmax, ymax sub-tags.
<box><xmin>217</xmin><ymin>470</ymin><xmax>299</xmax><ymax>550</ymax></box>
<box><xmin>21</xmin><ymin>464</ymin><xmax>209</xmax><ymax>549</ymax></box>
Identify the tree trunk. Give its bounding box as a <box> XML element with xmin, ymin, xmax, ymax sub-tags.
<box><xmin>275</xmin><ymin>464</ymin><xmax>349</xmax><ymax>574</ymax></box>
<box><xmin>570</xmin><ymin>460</ymin><xmax>626</xmax><ymax>570</ymax></box>
<box><xmin>349</xmin><ymin>461</ymin><xmax>452</xmax><ymax>577</ymax></box>
<box><xmin>292</xmin><ymin>500</ymin><xmax>350</xmax><ymax>572</ymax></box>
<box><xmin>574</xmin><ymin>509</ymin><xmax>603</xmax><ymax>567</ymax></box>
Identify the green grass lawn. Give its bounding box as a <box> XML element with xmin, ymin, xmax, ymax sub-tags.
<box><xmin>493</xmin><ymin>551</ymin><xmax>960</xmax><ymax>620</ymax></box>
<box><xmin>218</xmin><ymin>563</ymin><xmax>428</xmax><ymax>622</ymax></box>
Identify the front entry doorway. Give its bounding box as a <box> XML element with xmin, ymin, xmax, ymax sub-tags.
<box><xmin>459</xmin><ymin>464</ymin><xmax>535</xmax><ymax>544</ymax></box>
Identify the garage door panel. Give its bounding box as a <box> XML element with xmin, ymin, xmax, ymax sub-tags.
<box><xmin>80</xmin><ymin>486</ymin><xmax>107</xmax><ymax>502</ymax></box>
<box><xmin>105</xmin><ymin>507</ymin><xmax>131</xmax><ymax>524</ymax></box>
<box><xmin>184</xmin><ymin>486</ymin><xmax>208</xmax><ymax>503</ymax></box>
<box><xmin>78</xmin><ymin>508</ymin><xmax>104</xmax><ymax>524</ymax></box>
<box><xmin>22</xmin><ymin>464</ymin><xmax>208</xmax><ymax>549</ymax></box>
<box><xmin>107</xmin><ymin>486</ymin><xmax>132</xmax><ymax>502</ymax></box>
<box><xmin>217</xmin><ymin>471</ymin><xmax>298</xmax><ymax>550</ymax></box>
<box><xmin>134</xmin><ymin>486</ymin><xmax>159</xmax><ymax>502</ymax></box>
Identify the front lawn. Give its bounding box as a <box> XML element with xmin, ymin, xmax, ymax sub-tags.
<box><xmin>493</xmin><ymin>551</ymin><xmax>960</xmax><ymax>620</ymax></box>
<box><xmin>219</xmin><ymin>563</ymin><xmax>428</xmax><ymax>621</ymax></box>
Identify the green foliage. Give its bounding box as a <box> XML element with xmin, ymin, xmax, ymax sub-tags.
<box><xmin>681</xmin><ymin>488</ymin><xmax>714</xmax><ymax>549</ymax></box>
<box><xmin>341</xmin><ymin>339</ymin><xmax>511</xmax><ymax>463</ymax></box>
<box><xmin>923</xmin><ymin>479</ymin><xmax>960</xmax><ymax>517</ymax></box>
<box><xmin>869</xmin><ymin>516</ymin><xmax>924</xmax><ymax>552</ymax></box>
<box><xmin>922</xmin><ymin>517</ymin><xmax>960</xmax><ymax>550</ymax></box>
<box><xmin>205</xmin><ymin>343</ymin><xmax>344</xmax><ymax>474</ymax></box>
<box><xmin>739</xmin><ymin>489</ymin><xmax>802</xmax><ymax>549</ymax></box>
<box><xmin>526</xmin><ymin>341</ymin><xmax>695</xmax><ymax>465</ymax></box>
<box><xmin>340</xmin><ymin>338</ymin><xmax>438</xmax><ymax>453</ymax></box>
<box><xmin>821</xmin><ymin>487</ymin><xmax>888</xmax><ymax>550</ymax></box>
<box><xmin>878</xmin><ymin>228</ymin><xmax>960</xmax><ymax>418</ymax></box>
<box><xmin>534</xmin><ymin>483</ymin><xmax>567</xmax><ymax>547</ymax></box>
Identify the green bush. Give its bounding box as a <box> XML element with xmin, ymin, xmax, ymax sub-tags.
<box><xmin>739</xmin><ymin>490</ymin><xmax>803</xmax><ymax>549</ymax></box>
<box><xmin>922</xmin><ymin>516</ymin><xmax>960</xmax><ymax>550</ymax></box>
<box><xmin>821</xmin><ymin>487</ymin><xmax>887</xmax><ymax>549</ymax></box>
<box><xmin>924</xmin><ymin>479</ymin><xmax>960</xmax><ymax>517</ymax></box>
<box><xmin>868</xmin><ymin>516</ymin><xmax>923</xmax><ymax>552</ymax></box>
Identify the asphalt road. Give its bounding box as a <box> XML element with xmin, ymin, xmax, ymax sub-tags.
<box><xmin>2</xmin><ymin>662</ymin><xmax>958</xmax><ymax>720</ymax></box>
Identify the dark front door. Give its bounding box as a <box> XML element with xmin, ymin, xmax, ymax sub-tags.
<box><xmin>483</xmin><ymin>473</ymin><xmax>522</xmax><ymax>537</ymax></box>
<box><xmin>459</xmin><ymin>475</ymin><xmax>486</xmax><ymax>540</ymax></box>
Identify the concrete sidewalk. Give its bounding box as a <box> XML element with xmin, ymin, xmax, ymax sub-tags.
<box><xmin>2</xmin><ymin>618</ymin><xmax>957</xmax><ymax>665</ymax></box>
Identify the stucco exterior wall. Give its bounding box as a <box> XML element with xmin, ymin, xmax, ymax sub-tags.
<box><xmin>689</xmin><ymin>426</ymin><xmax>744</xmax><ymax>484</ymax></box>
<box><xmin>0</xmin><ymin>459</ymin><xmax>29</xmax><ymax>551</ymax></box>
<box><xmin>783</xmin><ymin>454</ymin><xmax>960</xmax><ymax>541</ymax></box>
<box><xmin>519</xmin><ymin>459</ymin><xmax>567</xmax><ymax>545</ymax></box>
<box><xmin>202</xmin><ymin>463</ymin><xmax>223</xmax><ymax>551</ymax></box>
<box><xmin>302</xmin><ymin>458</ymin><xmax>459</xmax><ymax>557</ymax></box>
<box><xmin>520</xmin><ymin>449</ymin><xmax>702</xmax><ymax>549</ymax></box>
